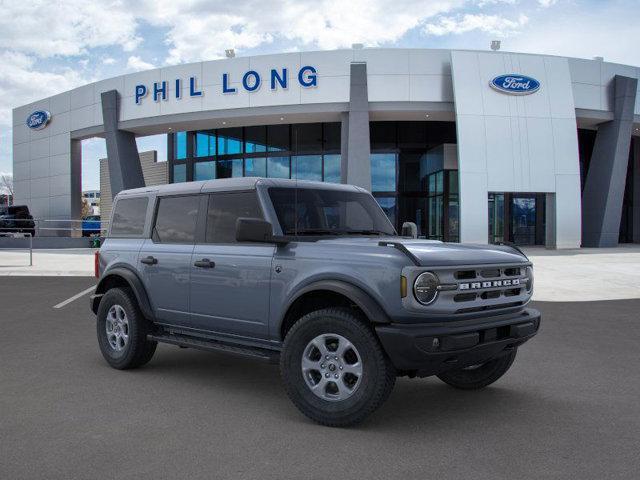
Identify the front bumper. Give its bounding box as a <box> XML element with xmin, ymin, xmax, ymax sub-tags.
<box><xmin>375</xmin><ymin>308</ymin><xmax>541</xmax><ymax>377</ymax></box>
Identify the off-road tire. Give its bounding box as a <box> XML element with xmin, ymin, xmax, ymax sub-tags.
<box><xmin>280</xmin><ymin>307</ymin><xmax>396</xmax><ymax>427</ymax></box>
<box><xmin>437</xmin><ymin>349</ymin><xmax>517</xmax><ymax>390</ymax></box>
<box><xmin>97</xmin><ymin>287</ymin><xmax>157</xmax><ymax>370</ymax></box>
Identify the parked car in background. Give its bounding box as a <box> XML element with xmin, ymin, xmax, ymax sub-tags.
<box><xmin>82</xmin><ymin>215</ymin><xmax>101</xmax><ymax>237</ymax></box>
<box><xmin>0</xmin><ymin>205</ymin><xmax>35</xmax><ymax>237</ymax></box>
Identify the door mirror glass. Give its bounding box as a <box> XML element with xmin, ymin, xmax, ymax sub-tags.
<box><xmin>236</xmin><ymin>218</ymin><xmax>274</xmax><ymax>243</ymax></box>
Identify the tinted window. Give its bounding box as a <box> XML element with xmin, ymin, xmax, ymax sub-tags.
<box><xmin>206</xmin><ymin>192</ymin><xmax>263</xmax><ymax>243</ymax></box>
<box><xmin>269</xmin><ymin>188</ymin><xmax>395</xmax><ymax>236</ymax></box>
<box><xmin>153</xmin><ymin>195</ymin><xmax>199</xmax><ymax>244</ymax></box>
<box><xmin>110</xmin><ymin>197</ymin><xmax>148</xmax><ymax>237</ymax></box>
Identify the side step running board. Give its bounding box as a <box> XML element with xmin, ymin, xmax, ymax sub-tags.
<box><xmin>148</xmin><ymin>332</ymin><xmax>280</xmax><ymax>364</ymax></box>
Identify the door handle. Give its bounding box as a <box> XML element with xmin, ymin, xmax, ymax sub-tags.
<box><xmin>194</xmin><ymin>258</ymin><xmax>215</xmax><ymax>268</ymax></box>
<box><xmin>141</xmin><ymin>256</ymin><xmax>158</xmax><ymax>265</ymax></box>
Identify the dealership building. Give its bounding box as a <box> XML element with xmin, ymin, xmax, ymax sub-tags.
<box><xmin>11</xmin><ymin>48</ymin><xmax>640</xmax><ymax>247</ymax></box>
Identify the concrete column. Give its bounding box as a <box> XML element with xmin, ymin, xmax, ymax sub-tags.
<box><xmin>101</xmin><ymin>90</ymin><xmax>145</xmax><ymax>198</ymax></box>
<box><xmin>545</xmin><ymin>193</ymin><xmax>557</xmax><ymax>249</ymax></box>
<box><xmin>342</xmin><ymin>63</ymin><xmax>371</xmax><ymax>191</ymax></box>
<box><xmin>633</xmin><ymin>138</ymin><xmax>640</xmax><ymax>243</ymax></box>
<box><xmin>582</xmin><ymin>75</ymin><xmax>638</xmax><ymax>247</ymax></box>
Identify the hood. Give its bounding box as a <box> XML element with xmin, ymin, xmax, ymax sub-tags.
<box><xmin>316</xmin><ymin>237</ymin><xmax>528</xmax><ymax>267</ymax></box>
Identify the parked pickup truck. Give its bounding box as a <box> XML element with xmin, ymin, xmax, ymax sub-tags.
<box><xmin>91</xmin><ymin>178</ymin><xmax>540</xmax><ymax>427</ymax></box>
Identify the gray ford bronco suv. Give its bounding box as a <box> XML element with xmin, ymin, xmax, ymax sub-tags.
<box><xmin>91</xmin><ymin>177</ymin><xmax>540</xmax><ymax>426</ymax></box>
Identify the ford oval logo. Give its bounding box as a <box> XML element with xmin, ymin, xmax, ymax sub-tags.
<box><xmin>490</xmin><ymin>74</ymin><xmax>540</xmax><ymax>95</ymax></box>
<box><xmin>26</xmin><ymin>110</ymin><xmax>51</xmax><ymax>130</ymax></box>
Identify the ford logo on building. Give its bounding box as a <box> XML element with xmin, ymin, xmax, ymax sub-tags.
<box><xmin>26</xmin><ymin>110</ymin><xmax>52</xmax><ymax>130</ymax></box>
<box><xmin>490</xmin><ymin>74</ymin><xmax>540</xmax><ymax>95</ymax></box>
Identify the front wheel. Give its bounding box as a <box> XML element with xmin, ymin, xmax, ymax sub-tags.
<box><xmin>436</xmin><ymin>349</ymin><xmax>517</xmax><ymax>390</ymax></box>
<box><xmin>280</xmin><ymin>308</ymin><xmax>396</xmax><ymax>427</ymax></box>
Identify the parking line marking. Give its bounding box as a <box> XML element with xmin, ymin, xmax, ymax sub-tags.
<box><xmin>53</xmin><ymin>285</ymin><xmax>96</xmax><ymax>309</ymax></box>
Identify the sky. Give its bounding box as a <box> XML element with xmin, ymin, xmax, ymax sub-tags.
<box><xmin>0</xmin><ymin>0</ymin><xmax>639</xmax><ymax>191</ymax></box>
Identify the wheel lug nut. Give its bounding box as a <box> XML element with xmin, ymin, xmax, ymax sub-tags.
<box><xmin>334</xmin><ymin>356</ymin><xmax>338</xmax><ymax>360</ymax></box>
<box><xmin>325</xmin><ymin>355</ymin><xmax>330</xmax><ymax>360</ymax></box>
<box><xmin>334</xmin><ymin>374</ymin><xmax>339</xmax><ymax>379</ymax></box>
<box><xmin>321</xmin><ymin>364</ymin><xmax>325</xmax><ymax>369</ymax></box>
<box><xmin>325</xmin><ymin>373</ymin><xmax>330</xmax><ymax>378</ymax></box>
<box><xmin>339</xmin><ymin>366</ymin><xmax>343</xmax><ymax>370</ymax></box>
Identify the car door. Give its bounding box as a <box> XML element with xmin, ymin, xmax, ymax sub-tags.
<box><xmin>189</xmin><ymin>191</ymin><xmax>275</xmax><ymax>339</ymax></box>
<box><xmin>139</xmin><ymin>194</ymin><xmax>200</xmax><ymax>327</ymax></box>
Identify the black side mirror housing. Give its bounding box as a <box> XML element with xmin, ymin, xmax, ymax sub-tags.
<box><xmin>236</xmin><ymin>217</ymin><xmax>287</xmax><ymax>244</ymax></box>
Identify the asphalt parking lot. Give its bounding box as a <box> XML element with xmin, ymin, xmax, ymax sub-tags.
<box><xmin>1</xmin><ymin>277</ymin><xmax>639</xmax><ymax>479</ymax></box>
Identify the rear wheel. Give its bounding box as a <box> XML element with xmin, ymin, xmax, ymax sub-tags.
<box><xmin>436</xmin><ymin>349</ymin><xmax>517</xmax><ymax>390</ymax></box>
<box><xmin>280</xmin><ymin>308</ymin><xmax>395</xmax><ymax>427</ymax></box>
<box><xmin>97</xmin><ymin>287</ymin><xmax>157</xmax><ymax>370</ymax></box>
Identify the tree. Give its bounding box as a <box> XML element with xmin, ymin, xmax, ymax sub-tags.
<box><xmin>0</xmin><ymin>173</ymin><xmax>13</xmax><ymax>205</ymax></box>
<box><xmin>81</xmin><ymin>197</ymin><xmax>92</xmax><ymax>218</ymax></box>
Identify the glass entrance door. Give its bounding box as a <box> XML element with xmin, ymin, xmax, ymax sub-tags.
<box><xmin>510</xmin><ymin>195</ymin><xmax>537</xmax><ymax>245</ymax></box>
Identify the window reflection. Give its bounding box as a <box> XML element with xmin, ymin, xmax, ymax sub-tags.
<box><xmin>173</xmin><ymin>163</ymin><xmax>186</xmax><ymax>182</ymax></box>
<box><xmin>217</xmin><ymin>128</ymin><xmax>243</xmax><ymax>155</ymax></box>
<box><xmin>175</xmin><ymin>132</ymin><xmax>187</xmax><ymax>160</ymax></box>
<box><xmin>375</xmin><ymin>197</ymin><xmax>396</xmax><ymax>226</ymax></box>
<box><xmin>217</xmin><ymin>159</ymin><xmax>243</xmax><ymax>178</ymax></box>
<box><xmin>371</xmin><ymin>153</ymin><xmax>396</xmax><ymax>192</ymax></box>
<box><xmin>195</xmin><ymin>131</ymin><xmax>215</xmax><ymax>157</ymax></box>
<box><xmin>245</xmin><ymin>157</ymin><xmax>266</xmax><ymax>177</ymax></box>
<box><xmin>194</xmin><ymin>161</ymin><xmax>216</xmax><ymax>181</ymax></box>
<box><xmin>323</xmin><ymin>154</ymin><xmax>341</xmax><ymax>183</ymax></box>
<box><xmin>267</xmin><ymin>157</ymin><xmax>290</xmax><ymax>178</ymax></box>
<box><xmin>292</xmin><ymin>155</ymin><xmax>322</xmax><ymax>181</ymax></box>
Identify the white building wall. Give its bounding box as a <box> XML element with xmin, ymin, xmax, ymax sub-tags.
<box><xmin>451</xmin><ymin>50</ymin><xmax>582</xmax><ymax>248</ymax></box>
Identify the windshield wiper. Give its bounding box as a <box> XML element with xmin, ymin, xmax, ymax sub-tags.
<box><xmin>284</xmin><ymin>228</ymin><xmax>342</xmax><ymax>236</ymax></box>
<box><xmin>342</xmin><ymin>229</ymin><xmax>389</xmax><ymax>236</ymax></box>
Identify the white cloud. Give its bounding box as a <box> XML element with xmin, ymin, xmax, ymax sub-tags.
<box><xmin>135</xmin><ymin>0</ymin><xmax>465</xmax><ymax>64</ymax></box>
<box><xmin>126</xmin><ymin>56</ymin><xmax>156</xmax><ymax>72</ymax></box>
<box><xmin>102</xmin><ymin>57</ymin><xmax>116</xmax><ymax>65</ymax></box>
<box><xmin>0</xmin><ymin>51</ymin><xmax>86</xmax><ymax>125</ymax></box>
<box><xmin>538</xmin><ymin>0</ymin><xmax>558</xmax><ymax>7</ymax></box>
<box><xmin>0</xmin><ymin>0</ymin><xmax>141</xmax><ymax>57</ymax></box>
<box><xmin>424</xmin><ymin>13</ymin><xmax>529</xmax><ymax>36</ymax></box>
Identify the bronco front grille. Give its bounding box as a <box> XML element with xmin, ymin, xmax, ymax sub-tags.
<box><xmin>402</xmin><ymin>262</ymin><xmax>532</xmax><ymax>316</ymax></box>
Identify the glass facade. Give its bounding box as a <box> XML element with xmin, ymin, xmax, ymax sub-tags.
<box><xmin>169</xmin><ymin>123</ymin><xmax>341</xmax><ymax>183</ymax></box>
<box><xmin>369</xmin><ymin>121</ymin><xmax>459</xmax><ymax>241</ymax></box>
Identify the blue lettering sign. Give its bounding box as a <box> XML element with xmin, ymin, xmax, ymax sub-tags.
<box><xmin>298</xmin><ymin>66</ymin><xmax>317</xmax><ymax>87</ymax></box>
<box><xmin>271</xmin><ymin>68</ymin><xmax>287</xmax><ymax>90</ymax></box>
<box><xmin>135</xmin><ymin>85</ymin><xmax>147</xmax><ymax>104</ymax></box>
<box><xmin>490</xmin><ymin>74</ymin><xmax>540</xmax><ymax>95</ymax></box>
<box><xmin>190</xmin><ymin>76</ymin><xmax>202</xmax><ymax>97</ymax></box>
<box><xmin>242</xmin><ymin>70</ymin><xmax>261</xmax><ymax>92</ymax></box>
<box><xmin>222</xmin><ymin>73</ymin><xmax>236</xmax><ymax>94</ymax></box>
<box><xmin>153</xmin><ymin>81</ymin><xmax>167</xmax><ymax>101</ymax></box>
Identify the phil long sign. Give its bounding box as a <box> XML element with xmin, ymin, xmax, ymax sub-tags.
<box><xmin>490</xmin><ymin>74</ymin><xmax>540</xmax><ymax>95</ymax></box>
<box><xmin>135</xmin><ymin>66</ymin><xmax>318</xmax><ymax>105</ymax></box>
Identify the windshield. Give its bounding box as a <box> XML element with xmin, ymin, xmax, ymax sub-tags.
<box><xmin>268</xmin><ymin>187</ymin><xmax>396</xmax><ymax>236</ymax></box>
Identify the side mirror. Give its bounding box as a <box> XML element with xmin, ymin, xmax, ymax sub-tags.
<box><xmin>236</xmin><ymin>217</ymin><xmax>282</xmax><ymax>243</ymax></box>
<box><xmin>401</xmin><ymin>222</ymin><xmax>418</xmax><ymax>239</ymax></box>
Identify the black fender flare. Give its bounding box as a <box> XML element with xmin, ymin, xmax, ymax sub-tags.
<box><xmin>92</xmin><ymin>266</ymin><xmax>154</xmax><ymax>320</ymax></box>
<box><xmin>282</xmin><ymin>279</ymin><xmax>391</xmax><ymax>327</ymax></box>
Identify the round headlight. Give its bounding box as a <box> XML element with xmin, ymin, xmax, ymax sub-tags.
<box><xmin>414</xmin><ymin>272</ymin><xmax>440</xmax><ymax>305</ymax></box>
<box><xmin>525</xmin><ymin>266</ymin><xmax>534</xmax><ymax>293</ymax></box>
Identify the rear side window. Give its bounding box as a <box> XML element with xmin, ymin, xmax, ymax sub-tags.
<box><xmin>110</xmin><ymin>197</ymin><xmax>148</xmax><ymax>237</ymax></box>
<box><xmin>153</xmin><ymin>195</ymin><xmax>200</xmax><ymax>244</ymax></box>
<box><xmin>206</xmin><ymin>192</ymin><xmax>263</xmax><ymax>243</ymax></box>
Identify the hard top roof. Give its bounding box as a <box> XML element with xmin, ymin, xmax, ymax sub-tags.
<box><xmin>115</xmin><ymin>177</ymin><xmax>365</xmax><ymax>198</ymax></box>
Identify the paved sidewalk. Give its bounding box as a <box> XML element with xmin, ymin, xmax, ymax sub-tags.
<box><xmin>0</xmin><ymin>248</ymin><xmax>96</xmax><ymax>276</ymax></box>
<box><xmin>1</xmin><ymin>245</ymin><xmax>639</xmax><ymax>301</ymax></box>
